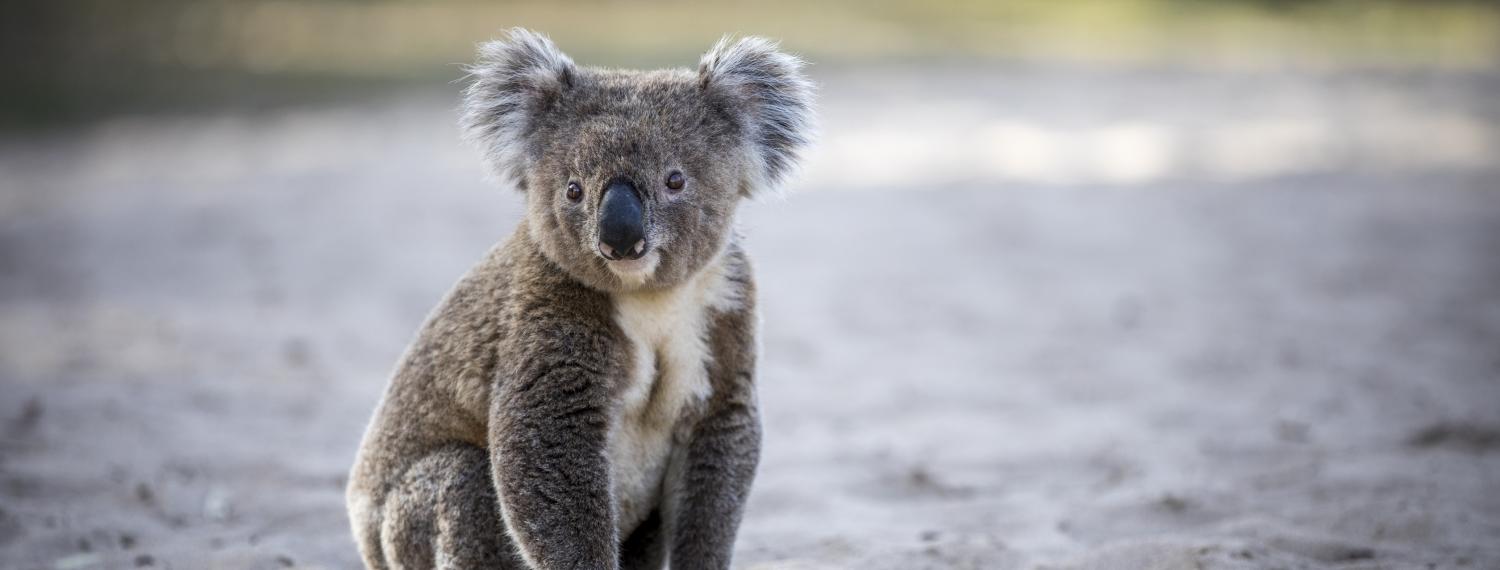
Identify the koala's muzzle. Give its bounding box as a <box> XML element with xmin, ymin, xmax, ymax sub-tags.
<box><xmin>597</xmin><ymin>179</ymin><xmax>647</xmax><ymax>261</ymax></box>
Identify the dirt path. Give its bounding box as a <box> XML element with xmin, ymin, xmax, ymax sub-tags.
<box><xmin>2</xmin><ymin>67</ymin><xmax>1498</xmax><ymax>569</ymax></box>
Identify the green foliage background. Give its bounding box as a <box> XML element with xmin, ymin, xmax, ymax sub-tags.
<box><xmin>5</xmin><ymin>0</ymin><xmax>1498</xmax><ymax>126</ymax></box>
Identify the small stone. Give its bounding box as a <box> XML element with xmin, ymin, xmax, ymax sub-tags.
<box><xmin>134</xmin><ymin>554</ymin><xmax>155</xmax><ymax>567</ymax></box>
<box><xmin>1159</xmin><ymin>494</ymin><xmax>1190</xmax><ymax>513</ymax></box>
<box><xmin>15</xmin><ymin>397</ymin><xmax>43</xmax><ymax>432</ymax></box>
<box><xmin>1276</xmin><ymin>420</ymin><xmax>1311</xmax><ymax>443</ymax></box>
<box><xmin>203</xmin><ymin>487</ymin><xmax>233</xmax><ymax>521</ymax></box>
<box><xmin>282</xmin><ymin>338</ymin><xmax>311</xmax><ymax>368</ymax></box>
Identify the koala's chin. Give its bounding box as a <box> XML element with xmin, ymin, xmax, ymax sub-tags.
<box><xmin>347</xmin><ymin>28</ymin><xmax>815</xmax><ymax>570</ymax></box>
<box><xmin>604</xmin><ymin>250</ymin><xmax>662</xmax><ymax>288</ymax></box>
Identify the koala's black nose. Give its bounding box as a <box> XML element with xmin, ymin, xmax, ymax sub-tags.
<box><xmin>597</xmin><ymin>179</ymin><xmax>647</xmax><ymax>261</ymax></box>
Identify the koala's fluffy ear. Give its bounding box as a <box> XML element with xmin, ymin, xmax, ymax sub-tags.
<box><xmin>699</xmin><ymin>37</ymin><xmax>816</xmax><ymax>197</ymax></box>
<box><xmin>462</xmin><ymin>28</ymin><xmax>576</xmax><ymax>187</ymax></box>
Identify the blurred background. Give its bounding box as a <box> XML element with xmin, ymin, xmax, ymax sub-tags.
<box><xmin>2</xmin><ymin>1</ymin><xmax>1498</xmax><ymax>569</ymax></box>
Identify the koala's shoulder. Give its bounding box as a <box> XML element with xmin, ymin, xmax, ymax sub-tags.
<box><xmin>499</xmin><ymin>234</ymin><xmax>612</xmax><ymax>322</ymax></box>
<box><xmin>489</xmin><ymin>232</ymin><xmax>622</xmax><ymax>364</ymax></box>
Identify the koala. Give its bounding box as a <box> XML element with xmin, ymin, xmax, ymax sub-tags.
<box><xmin>346</xmin><ymin>29</ymin><xmax>814</xmax><ymax>570</ymax></box>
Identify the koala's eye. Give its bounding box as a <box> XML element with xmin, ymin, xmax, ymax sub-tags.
<box><xmin>566</xmin><ymin>182</ymin><xmax>583</xmax><ymax>202</ymax></box>
<box><xmin>665</xmin><ymin>171</ymin><xmax>686</xmax><ymax>192</ymax></box>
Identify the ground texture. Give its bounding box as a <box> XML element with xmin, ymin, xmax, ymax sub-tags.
<box><xmin>2</xmin><ymin>66</ymin><xmax>1498</xmax><ymax>569</ymax></box>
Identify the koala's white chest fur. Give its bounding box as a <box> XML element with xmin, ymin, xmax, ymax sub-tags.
<box><xmin>607</xmin><ymin>259</ymin><xmax>739</xmax><ymax>533</ymax></box>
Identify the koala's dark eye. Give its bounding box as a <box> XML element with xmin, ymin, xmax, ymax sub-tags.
<box><xmin>566</xmin><ymin>182</ymin><xmax>583</xmax><ymax>202</ymax></box>
<box><xmin>665</xmin><ymin>171</ymin><xmax>685</xmax><ymax>192</ymax></box>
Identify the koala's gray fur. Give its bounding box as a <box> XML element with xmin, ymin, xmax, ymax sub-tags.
<box><xmin>346</xmin><ymin>29</ymin><xmax>814</xmax><ymax>570</ymax></box>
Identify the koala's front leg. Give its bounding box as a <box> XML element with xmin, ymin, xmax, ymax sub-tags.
<box><xmin>491</xmin><ymin>357</ymin><xmax>618</xmax><ymax>570</ymax></box>
<box><xmin>667</xmin><ymin>310</ymin><xmax>763</xmax><ymax>569</ymax></box>
<box><xmin>669</xmin><ymin>385</ymin><xmax>761</xmax><ymax>568</ymax></box>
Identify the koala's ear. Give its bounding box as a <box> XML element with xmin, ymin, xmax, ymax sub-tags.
<box><xmin>462</xmin><ymin>28</ymin><xmax>576</xmax><ymax>186</ymax></box>
<box><xmin>699</xmin><ymin>36</ymin><xmax>816</xmax><ymax>197</ymax></box>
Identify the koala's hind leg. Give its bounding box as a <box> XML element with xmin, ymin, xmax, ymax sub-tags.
<box><xmin>372</xmin><ymin>445</ymin><xmax>522</xmax><ymax>569</ymax></box>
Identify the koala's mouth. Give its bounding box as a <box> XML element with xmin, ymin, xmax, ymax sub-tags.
<box><xmin>603</xmin><ymin>248</ymin><xmax>660</xmax><ymax>282</ymax></box>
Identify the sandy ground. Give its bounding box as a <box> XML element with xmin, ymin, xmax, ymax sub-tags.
<box><xmin>2</xmin><ymin>65</ymin><xmax>1499</xmax><ymax>569</ymax></box>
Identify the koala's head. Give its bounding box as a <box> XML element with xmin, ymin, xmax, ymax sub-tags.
<box><xmin>461</xmin><ymin>29</ymin><xmax>815</xmax><ymax>293</ymax></box>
